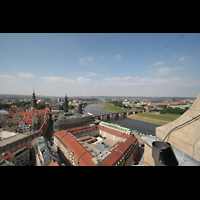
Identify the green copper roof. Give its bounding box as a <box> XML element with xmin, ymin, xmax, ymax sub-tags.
<box><xmin>99</xmin><ymin>121</ymin><xmax>131</xmax><ymax>133</ymax></box>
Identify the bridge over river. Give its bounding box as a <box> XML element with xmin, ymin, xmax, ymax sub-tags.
<box><xmin>92</xmin><ymin>110</ymin><xmax>145</xmax><ymax>120</ymax></box>
<box><xmin>84</xmin><ymin>103</ymin><xmax>160</xmax><ymax>136</ymax></box>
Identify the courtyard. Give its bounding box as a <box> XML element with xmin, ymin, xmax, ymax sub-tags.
<box><xmin>78</xmin><ymin>134</ymin><xmax>118</xmax><ymax>156</ymax></box>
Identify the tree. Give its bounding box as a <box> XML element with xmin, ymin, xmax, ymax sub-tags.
<box><xmin>69</xmin><ymin>105</ymin><xmax>75</xmax><ymax>110</ymax></box>
<box><xmin>160</xmin><ymin>107</ymin><xmax>186</xmax><ymax>115</ymax></box>
<box><xmin>37</xmin><ymin>103</ymin><xmax>46</xmax><ymax>109</ymax></box>
<box><xmin>159</xmin><ymin>105</ymin><xmax>168</xmax><ymax>109</ymax></box>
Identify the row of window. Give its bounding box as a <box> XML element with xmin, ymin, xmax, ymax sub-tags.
<box><xmin>54</xmin><ymin>137</ymin><xmax>79</xmax><ymax>166</ymax></box>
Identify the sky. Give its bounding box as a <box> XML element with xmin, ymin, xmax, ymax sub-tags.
<box><xmin>0</xmin><ymin>33</ymin><xmax>199</xmax><ymax>97</ymax></box>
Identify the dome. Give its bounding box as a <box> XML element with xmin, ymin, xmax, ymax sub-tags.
<box><xmin>0</xmin><ymin>110</ymin><xmax>9</xmax><ymax>114</ymax></box>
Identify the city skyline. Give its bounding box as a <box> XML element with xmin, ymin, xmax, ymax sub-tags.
<box><xmin>0</xmin><ymin>33</ymin><xmax>200</xmax><ymax>97</ymax></box>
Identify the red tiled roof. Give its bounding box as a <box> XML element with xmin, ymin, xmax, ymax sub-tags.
<box><xmin>0</xmin><ymin>152</ymin><xmax>14</xmax><ymax>160</ymax></box>
<box><xmin>55</xmin><ymin>130</ymin><xmax>95</xmax><ymax>166</ymax></box>
<box><xmin>39</xmin><ymin>117</ymin><xmax>49</xmax><ymax>133</ymax></box>
<box><xmin>33</xmin><ymin>108</ymin><xmax>51</xmax><ymax>116</ymax></box>
<box><xmin>18</xmin><ymin>111</ymin><xmax>33</xmax><ymax>117</ymax></box>
<box><xmin>21</xmin><ymin>107</ymin><xmax>28</xmax><ymax>112</ymax></box>
<box><xmin>48</xmin><ymin>160</ymin><xmax>60</xmax><ymax>166</ymax></box>
<box><xmin>97</xmin><ymin>125</ymin><xmax>137</xmax><ymax>166</ymax></box>
<box><xmin>99</xmin><ymin>143</ymin><xmax>124</xmax><ymax>166</ymax></box>
<box><xmin>63</xmin><ymin>125</ymin><xmax>94</xmax><ymax>136</ymax></box>
<box><xmin>66</xmin><ymin>125</ymin><xmax>91</xmax><ymax>132</ymax></box>
<box><xmin>45</xmin><ymin>107</ymin><xmax>51</xmax><ymax>113</ymax></box>
<box><xmin>10</xmin><ymin>143</ymin><xmax>29</xmax><ymax>154</ymax></box>
<box><xmin>17</xmin><ymin>108</ymin><xmax>51</xmax><ymax>121</ymax></box>
<box><xmin>87</xmin><ymin>138</ymin><xmax>97</xmax><ymax>143</ymax></box>
<box><xmin>24</xmin><ymin>118</ymin><xmax>33</xmax><ymax>124</ymax></box>
<box><xmin>173</xmin><ymin>102</ymin><xmax>182</xmax><ymax>105</ymax></box>
<box><xmin>20</xmin><ymin>115</ymin><xmax>34</xmax><ymax>125</ymax></box>
<box><xmin>2</xmin><ymin>113</ymin><xmax>14</xmax><ymax>119</ymax></box>
<box><xmin>54</xmin><ymin>124</ymin><xmax>138</xmax><ymax>166</ymax></box>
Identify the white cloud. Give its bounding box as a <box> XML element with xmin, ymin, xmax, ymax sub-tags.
<box><xmin>124</xmin><ymin>76</ymin><xmax>131</xmax><ymax>80</ymax></box>
<box><xmin>157</xmin><ymin>66</ymin><xmax>172</xmax><ymax>75</ymax></box>
<box><xmin>104</xmin><ymin>76</ymin><xmax>141</xmax><ymax>81</ymax></box>
<box><xmin>42</xmin><ymin>76</ymin><xmax>91</xmax><ymax>84</ymax></box>
<box><xmin>76</xmin><ymin>76</ymin><xmax>91</xmax><ymax>83</ymax></box>
<box><xmin>153</xmin><ymin>61</ymin><xmax>164</xmax><ymax>66</ymax></box>
<box><xmin>86</xmin><ymin>56</ymin><xmax>93</xmax><ymax>61</ymax></box>
<box><xmin>104</xmin><ymin>77</ymin><xmax>122</xmax><ymax>81</ymax></box>
<box><xmin>86</xmin><ymin>72</ymin><xmax>97</xmax><ymax>77</ymax></box>
<box><xmin>116</xmin><ymin>54</ymin><xmax>121</xmax><ymax>59</ymax></box>
<box><xmin>100</xmin><ymin>54</ymin><xmax>107</xmax><ymax>59</ymax></box>
<box><xmin>102</xmin><ymin>75</ymin><xmax>199</xmax><ymax>89</ymax></box>
<box><xmin>174</xmin><ymin>66</ymin><xmax>184</xmax><ymax>70</ymax></box>
<box><xmin>17</xmin><ymin>72</ymin><xmax>34</xmax><ymax>78</ymax></box>
<box><xmin>41</xmin><ymin>76</ymin><xmax>74</xmax><ymax>83</ymax></box>
<box><xmin>148</xmin><ymin>61</ymin><xmax>164</xmax><ymax>68</ymax></box>
<box><xmin>157</xmin><ymin>66</ymin><xmax>184</xmax><ymax>75</ymax></box>
<box><xmin>79</xmin><ymin>58</ymin><xmax>87</xmax><ymax>65</ymax></box>
<box><xmin>113</xmin><ymin>54</ymin><xmax>122</xmax><ymax>59</ymax></box>
<box><xmin>0</xmin><ymin>74</ymin><xmax>15</xmax><ymax>79</ymax></box>
<box><xmin>0</xmin><ymin>74</ymin><xmax>20</xmax><ymax>84</ymax></box>
<box><xmin>79</xmin><ymin>56</ymin><xmax>94</xmax><ymax>65</ymax></box>
<box><xmin>179</xmin><ymin>56</ymin><xmax>192</xmax><ymax>61</ymax></box>
<box><xmin>63</xmin><ymin>78</ymin><xmax>75</xmax><ymax>83</ymax></box>
<box><xmin>132</xmin><ymin>76</ymin><xmax>141</xmax><ymax>80</ymax></box>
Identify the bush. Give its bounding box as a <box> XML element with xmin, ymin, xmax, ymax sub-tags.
<box><xmin>160</xmin><ymin>107</ymin><xmax>187</xmax><ymax>115</ymax></box>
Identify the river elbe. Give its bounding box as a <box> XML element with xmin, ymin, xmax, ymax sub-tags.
<box><xmin>84</xmin><ymin>103</ymin><xmax>161</xmax><ymax>136</ymax></box>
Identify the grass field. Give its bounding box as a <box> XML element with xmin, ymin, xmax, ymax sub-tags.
<box><xmin>99</xmin><ymin>103</ymin><xmax>131</xmax><ymax>112</ymax></box>
<box><xmin>137</xmin><ymin>112</ymin><xmax>180</xmax><ymax>121</ymax></box>
<box><xmin>127</xmin><ymin>112</ymin><xmax>181</xmax><ymax>125</ymax></box>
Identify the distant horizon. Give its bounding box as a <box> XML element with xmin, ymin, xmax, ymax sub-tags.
<box><xmin>0</xmin><ymin>93</ymin><xmax>197</xmax><ymax>99</ymax></box>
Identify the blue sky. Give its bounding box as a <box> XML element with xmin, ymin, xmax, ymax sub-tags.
<box><xmin>0</xmin><ymin>33</ymin><xmax>199</xmax><ymax>97</ymax></box>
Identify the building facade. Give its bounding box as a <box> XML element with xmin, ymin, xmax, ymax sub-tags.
<box><xmin>53</xmin><ymin>123</ymin><xmax>139</xmax><ymax>166</ymax></box>
<box><xmin>0</xmin><ymin>131</ymin><xmax>41</xmax><ymax>155</ymax></box>
<box><xmin>53</xmin><ymin>113</ymin><xmax>94</xmax><ymax>132</ymax></box>
<box><xmin>1</xmin><ymin>143</ymin><xmax>30</xmax><ymax>166</ymax></box>
<box><xmin>19</xmin><ymin>115</ymin><xmax>38</xmax><ymax>132</ymax></box>
<box><xmin>32</xmin><ymin>136</ymin><xmax>59</xmax><ymax>166</ymax></box>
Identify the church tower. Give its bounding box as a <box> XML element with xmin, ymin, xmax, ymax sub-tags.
<box><xmin>31</xmin><ymin>89</ymin><xmax>37</xmax><ymax>111</ymax></box>
<box><xmin>63</xmin><ymin>93</ymin><xmax>68</xmax><ymax>112</ymax></box>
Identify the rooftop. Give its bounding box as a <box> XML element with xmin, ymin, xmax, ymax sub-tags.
<box><xmin>0</xmin><ymin>131</ymin><xmax>17</xmax><ymax>140</ymax></box>
<box><xmin>0</xmin><ymin>110</ymin><xmax>9</xmax><ymax>115</ymax></box>
<box><xmin>0</xmin><ymin>133</ymin><xmax>27</xmax><ymax>147</ymax></box>
<box><xmin>54</xmin><ymin>124</ymin><xmax>138</xmax><ymax>166</ymax></box>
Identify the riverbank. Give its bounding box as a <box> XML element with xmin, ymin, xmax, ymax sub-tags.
<box><xmin>127</xmin><ymin>114</ymin><xmax>167</xmax><ymax>125</ymax></box>
<box><xmin>127</xmin><ymin>112</ymin><xmax>180</xmax><ymax>125</ymax></box>
<box><xmin>99</xmin><ymin>102</ymin><xmax>131</xmax><ymax>112</ymax></box>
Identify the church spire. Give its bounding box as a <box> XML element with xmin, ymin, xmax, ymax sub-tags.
<box><xmin>64</xmin><ymin>92</ymin><xmax>68</xmax><ymax>112</ymax></box>
<box><xmin>31</xmin><ymin>88</ymin><xmax>37</xmax><ymax>111</ymax></box>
